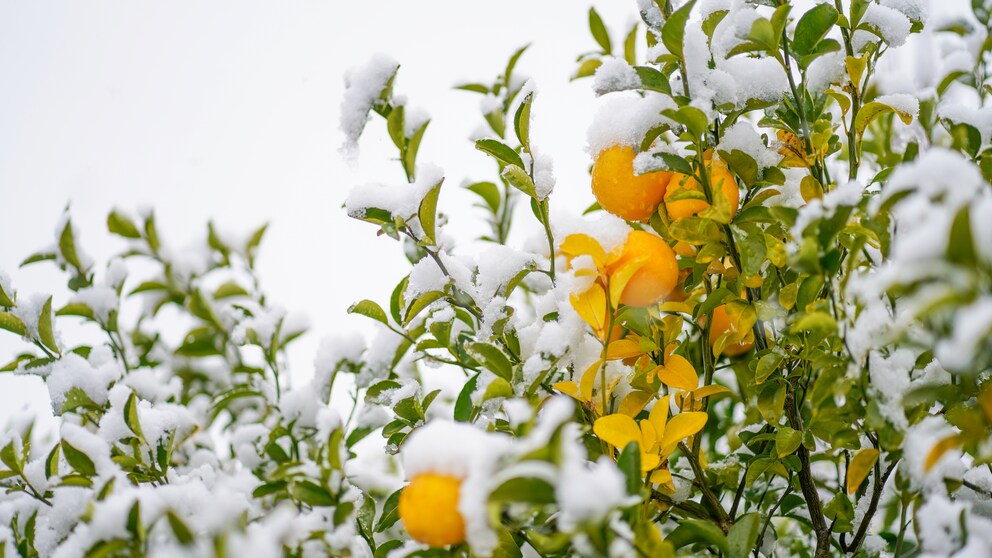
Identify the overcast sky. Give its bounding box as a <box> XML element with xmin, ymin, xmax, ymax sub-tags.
<box><xmin>0</xmin><ymin>1</ymin><xmax>637</xmax><ymax>429</ymax></box>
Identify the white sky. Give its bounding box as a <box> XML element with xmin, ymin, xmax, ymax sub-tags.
<box><xmin>0</xmin><ymin>1</ymin><xmax>636</xmax><ymax>429</ymax></box>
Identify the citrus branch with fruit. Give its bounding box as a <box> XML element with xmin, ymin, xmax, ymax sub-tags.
<box><xmin>3</xmin><ymin>0</ymin><xmax>992</xmax><ymax>557</ymax></box>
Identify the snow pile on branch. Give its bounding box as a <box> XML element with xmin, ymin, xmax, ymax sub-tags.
<box><xmin>339</xmin><ymin>53</ymin><xmax>400</xmax><ymax>159</ymax></box>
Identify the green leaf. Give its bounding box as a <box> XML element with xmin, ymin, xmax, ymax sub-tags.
<box><xmin>634</xmin><ymin>66</ymin><xmax>672</xmax><ymax>94</ymax></box>
<box><xmin>37</xmin><ymin>296</ymin><xmax>60</xmax><ymax>354</ymax></box>
<box><xmin>758</xmin><ymin>382</ymin><xmax>786</xmax><ymax>424</ymax></box>
<box><xmin>572</xmin><ymin>57</ymin><xmax>603</xmax><ymax>80</ymax></box>
<box><xmin>375</xmin><ymin>488</ymin><xmax>403</xmax><ymax>532</ymax></box>
<box><xmin>663</xmin><ymin>106</ymin><xmax>709</xmax><ymax>138</ymax></box>
<box><xmin>467</xmin><ymin>181</ymin><xmax>501</xmax><ymax>213</ymax></box>
<box><xmin>386</xmin><ymin>104</ymin><xmax>406</xmax><ymax>150</ymax></box>
<box><xmin>491</xmin><ymin>477</ymin><xmax>556</xmax><ymax>504</ymax></box>
<box><xmin>589</xmin><ymin>7</ymin><xmax>612</xmax><ymax>53</ymax></box>
<box><xmin>748</xmin><ymin>18</ymin><xmax>779</xmax><ymax>51</ymax></box>
<box><xmin>467</xmin><ymin>342</ymin><xmax>513</xmax><ymax>381</ymax></box>
<box><xmin>0</xmin><ymin>312</ymin><xmax>26</xmax><ymax>337</ymax></box>
<box><xmin>166</xmin><ymin>511</ymin><xmax>195</xmax><ymax>545</ymax></box>
<box><xmin>948</xmin><ymin>206</ymin><xmax>977</xmax><ymax>265</ymax></box>
<box><xmin>855</xmin><ymin>101</ymin><xmax>915</xmax><ymax>140</ymax></box>
<box><xmin>618</xmin><ymin>441</ymin><xmax>642</xmax><ymax>495</ymax></box>
<box><xmin>792</xmin><ymin>3</ymin><xmax>839</xmax><ymax>56</ymax></box>
<box><xmin>668</xmin><ymin>518</ymin><xmax>729</xmax><ymax>555</ymax></box>
<box><xmin>418</xmin><ymin>179</ymin><xmax>443</xmax><ymax>246</ymax></box>
<box><xmin>454</xmin><ymin>373</ymin><xmax>480</xmax><ymax>422</ymax></box>
<box><xmin>502</xmin><ymin>164</ymin><xmax>537</xmax><ymax>198</ymax></box>
<box><xmin>476</xmin><ymin>138</ymin><xmax>524</xmax><ymax>169</ymax></box>
<box><xmin>404</xmin><ymin>121</ymin><xmax>430</xmax><ymax>177</ymax></box>
<box><xmin>482</xmin><ymin>377</ymin><xmax>514</xmax><ymax>401</ymax></box>
<box><xmin>654</xmin><ymin>152</ymin><xmax>694</xmax><ymax>175</ymax></box>
<box><xmin>755</xmin><ymin>352</ymin><xmax>784</xmax><ymax>384</ymax></box>
<box><xmin>291</xmin><ymin>480</ymin><xmax>335</xmax><ymax>507</ymax></box>
<box><xmin>662</xmin><ymin>0</ymin><xmax>696</xmax><ymax>60</ymax></box>
<box><xmin>719</xmin><ymin>149</ymin><xmax>759</xmax><ymax>187</ymax></box>
<box><xmin>62</xmin><ymin>441</ymin><xmax>96</xmax><ymax>476</ymax></box>
<box><xmin>348</xmin><ymin>299</ymin><xmax>389</xmax><ymax>325</ymax></box>
<box><xmin>124</xmin><ymin>392</ymin><xmax>145</xmax><ymax>441</ymax></box>
<box><xmin>404</xmin><ymin>291</ymin><xmax>446</xmax><ymax>326</ymax></box>
<box><xmin>514</xmin><ymin>92</ymin><xmax>533</xmax><ymax>150</ymax></box>
<box><xmin>504</xmin><ymin>44</ymin><xmax>530</xmax><ymax>89</ymax></box>
<box><xmin>728</xmin><ymin>512</ymin><xmax>761</xmax><ymax>558</ymax></box>
<box><xmin>624</xmin><ymin>24</ymin><xmax>638</xmax><ymax>64</ymax></box>
<box><xmin>775</xmin><ymin>426</ymin><xmax>803</xmax><ymax>457</ymax></box>
<box><xmin>58</xmin><ymin>218</ymin><xmax>85</xmax><ymax>273</ymax></box>
<box><xmin>56</xmin><ymin>302</ymin><xmax>94</xmax><ymax>319</ymax></box>
<box><xmin>107</xmin><ymin>210</ymin><xmax>141</xmax><ymax>239</ymax></box>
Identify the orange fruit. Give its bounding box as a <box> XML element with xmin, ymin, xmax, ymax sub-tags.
<box><xmin>709</xmin><ymin>305</ymin><xmax>754</xmax><ymax>357</ymax></box>
<box><xmin>399</xmin><ymin>473</ymin><xmax>466</xmax><ymax>547</ymax></box>
<box><xmin>664</xmin><ymin>154</ymin><xmax>739</xmax><ymax>220</ymax></box>
<box><xmin>607</xmin><ymin>231</ymin><xmax>678</xmax><ymax>307</ymax></box>
<box><xmin>592</xmin><ymin>145</ymin><xmax>672</xmax><ymax>221</ymax></box>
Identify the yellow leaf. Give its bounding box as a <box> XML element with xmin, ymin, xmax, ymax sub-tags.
<box><xmin>570</xmin><ymin>283</ymin><xmax>608</xmax><ymax>338</ymax></box>
<box><xmin>640</xmin><ymin>419</ymin><xmax>658</xmax><ymax>451</ymax></box>
<box><xmin>593</xmin><ymin>414</ymin><xmax>641</xmax><ymax>450</ymax></box>
<box><xmin>924</xmin><ymin>435</ymin><xmax>961</xmax><ymax>472</ymax></box>
<box><xmin>659</xmin><ymin>301</ymin><xmax>693</xmax><ymax>314</ymax></box>
<box><xmin>579</xmin><ymin>359</ymin><xmax>603</xmax><ymax>402</ymax></box>
<box><xmin>618</xmin><ymin>390</ymin><xmax>654</xmax><ymax>417</ymax></box>
<box><xmin>553</xmin><ymin>381</ymin><xmax>581</xmax><ymax>400</ymax></box>
<box><xmin>657</xmin><ymin>354</ymin><xmax>699</xmax><ymax>391</ymax></box>
<box><xmin>648</xmin><ymin>395</ymin><xmax>670</xmax><ymax>440</ymax></box>
<box><xmin>846</xmin><ymin>448</ymin><xmax>880</xmax><ymax>494</ymax></box>
<box><xmin>659</xmin><ymin>412</ymin><xmax>708</xmax><ymax>456</ymax></box>
<box><xmin>649</xmin><ymin>468</ymin><xmax>673</xmax><ymax>486</ymax></box>
<box><xmin>560</xmin><ymin>234</ymin><xmax>606</xmax><ymax>268</ymax></box>
<box><xmin>605</xmin><ymin>338</ymin><xmax>643</xmax><ymax>360</ymax></box>
<box><xmin>693</xmin><ymin>384</ymin><xmax>731</xmax><ymax>399</ymax></box>
<box><xmin>609</xmin><ymin>257</ymin><xmax>647</xmax><ymax>308</ymax></box>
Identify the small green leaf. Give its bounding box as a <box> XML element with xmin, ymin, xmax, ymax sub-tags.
<box><xmin>107</xmin><ymin>210</ymin><xmax>141</xmax><ymax>239</ymax></box>
<box><xmin>0</xmin><ymin>312</ymin><xmax>27</xmax><ymax>337</ymax></box>
<box><xmin>454</xmin><ymin>373</ymin><xmax>480</xmax><ymax>422</ymax></box>
<box><xmin>166</xmin><ymin>511</ymin><xmax>195</xmax><ymax>545</ymax></box>
<box><xmin>589</xmin><ymin>7</ymin><xmax>612</xmax><ymax>53</ymax></box>
<box><xmin>618</xmin><ymin>441</ymin><xmax>642</xmax><ymax>495</ymax></box>
<box><xmin>466</xmin><ymin>342</ymin><xmax>514</xmax><ymax>381</ymax></box>
<box><xmin>62</xmin><ymin>441</ymin><xmax>96</xmax><ymax>476</ymax></box>
<box><xmin>37</xmin><ymin>296</ymin><xmax>60</xmax><ymax>354</ymax></box>
<box><xmin>375</xmin><ymin>488</ymin><xmax>404</xmax><ymax>532</ymax></box>
<box><xmin>775</xmin><ymin>426</ymin><xmax>803</xmax><ymax>457</ymax></box>
<box><xmin>662</xmin><ymin>0</ymin><xmax>697</xmax><ymax>60</ymax></box>
<box><xmin>418</xmin><ymin>179</ymin><xmax>443</xmax><ymax>246</ymax></box>
<box><xmin>514</xmin><ymin>92</ymin><xmax>533</xmax><ymax>150</ymax></box>
<box><xmin>728</xmin><ymin>512</ymin><xmax>761</xmax><ymax>558</ymax></box>
<box><xmin>792</xmin><ymin>3</ymin><xmax>839</xmax><ymax>56</ymax></box>
<box><xmin>482</xmin><ymin>377</ymin><xmax>514</xmax><ymax>401</ymax></box>
<box><xmin>668</xmin><ymin>518</ymin><xmax>729</xmax><ymax>555</ymax></box>
<box><xmin>490</xmin><ymin>477</ymin><xmax>556</xmax><ymax>504</ymax></box>
<box><xmin>476</xmin><ymin>139</ymin><xmax>524</xmax><ymax>169</ymax></box>
<box><xmin>502</xmin><ymin>164</ymin><xmax>537</xmax><ymax>198</ymax></box>
<box><xmin>348</xmin><ymin>299</ymin><xmax>389</xmax><ymax>325</ymax></box>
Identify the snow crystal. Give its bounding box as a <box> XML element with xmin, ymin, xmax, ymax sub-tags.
<box><xmin>502</xmin><ymin>398</ymin><xmax>533</xmax><ymax>427</ymax></box>
<box><xmin>806</xmin><ymin>51</ymin><xmax>847</xmax><ymax>94</ymax></box>
<box><xmin>717</xmin><ymin>122</ymin><xmax>783</xmax><ymax>169</ymax></box>
<box><xmin>593</xmin><ymin>58</ymin><xmax>641</xmax><ymax>95</ymax></box>
<box><xmin>46</xmin><ymin>352</ymin><xmax>119</xmax><ymax>414</ymax></box>
<box><xmin>637</xmin><ymin>0</ymin><xmax>665</xmax><ymax>27</ymax></box>
<box><xmin>522</xmin><ymin>148</ymin><xmax>556</xmax><ymax>200</ymax></box>
<box><xmin>402</xmin><ymin>420</ymin><xmax>508</xmax><ymax>480</ymax></box>
<box><xmin>868</xmin><ymin>349</ymin><xmax>915</xmax><ymax>430</ymax></box>
<box><xmin>880</xmin><ymin>0</ymin><xmax>928</xmax><ymax>23</ymax></box>
<box><xmin>902</xmin><ymin>416</ymin><xmax>964</xmax><ymax>493</ymax></box>
<box><xmin>345</xmin><ymin>163</ymin><xmax>445</xmax><ymax>222</ymax></box>
<box><xmin>860</xmin><ymin>3</ymin><xmax>912</xmax><ymax>47</ymax></box>
<box><xmin>586</xmin><ymin>93</ymin><xmax>677</xmax><ymax>157</ymax></box>
<box><xmin>939</xmin><ymin>103</ymin><xmax>992</xmax><ymax>145</ymax></box>
<box><xmin>12</xmin><ymin>292</ymin><xmax>50</xmax><ymax>341</ymax></box>
<box><xmin>405</xmin><ymin>254</ymin><xmax>450</xmax><ymax>299</ymax></box>
<box><xmin>70</xmin><ymin>285</ymin><xmax>118</xmax><ymax>323</ymax></box>
<box><xmin>936</xmin><ymin>297</ymin><xmax>992</xmax><ymax>371</ymax></box>
<box><xmin>876</xmin><ymin>93</ymin><xmax>920</xmax><ymax>120</ymax></box>
<box><xmin>231</xmin><ymin>424</ymin><xmax>269</xmax><ymax>470</ymax></box>
<box><xmin>339</xmin><ymin>53</ymin><xmax>399</xmax><ymax>159</ymax></box>
<box><xmin>556</xmin><ymin>457</ymin><xmax>632</xmax><ymax>531</ymax></box>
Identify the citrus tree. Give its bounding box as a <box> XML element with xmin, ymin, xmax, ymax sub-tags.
<box><xmin>3</xmin><ymin>0</ymin><xmax>992</xmax><ymax>557</ymax></box>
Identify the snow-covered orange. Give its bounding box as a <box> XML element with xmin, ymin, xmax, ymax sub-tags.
<box><xmin>664</xmin><ymin>155</ymin><xmax>739</xmax><ymax>220</ymax></box>
<box><xmin>592</xmin><ymin>145</ymin><xmax>672</xmax><ymax>221</ymax></box>
<box><xmin>607</xmin><ymin>231</ymin><xmax>678</xmax><ymax>307</ymax></box>
<box><xmin>399</xmin><ymin>473</ymin><xmax>466</xmax><ymax>547</ymax></box>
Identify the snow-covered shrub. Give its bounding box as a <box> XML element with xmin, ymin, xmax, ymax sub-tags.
<box><xmin>3</xmin><ymin>0</ymin><xmax>992</xmax><ymax>556</ymax></box>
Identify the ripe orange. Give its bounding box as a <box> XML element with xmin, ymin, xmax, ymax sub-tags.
<box><xmin>709</xmin><ymin>305</ymin><xmax>754</xmax><ymax>357</ymax></box>
<box><xmin>399</xmin><ymin>473</ymin><xmax>466</xmax><ymax>547</ymax></box>
<box><xmin>607</xmin><ymin>231</ymin><xmax>678</xmax><ymax>307</ymax></box>
<box><xmin>664</xmin><ymin>155</ymin><xmax>739</xmax><ymax>220</ymax></box>
<box><xmin>592</xmin><ymin>145</ymin><xmax>672</xmax><ymax>222</ymax></box>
